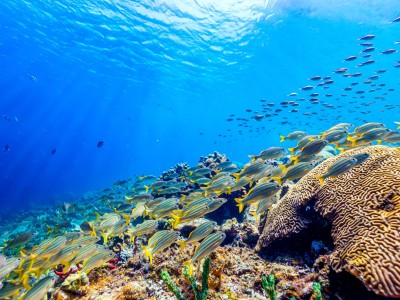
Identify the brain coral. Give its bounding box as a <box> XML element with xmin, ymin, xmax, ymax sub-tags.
<box><xmin>258</xmin><ymin>145</ymin><xmax>400</xmax><ymax>298</ymax></box>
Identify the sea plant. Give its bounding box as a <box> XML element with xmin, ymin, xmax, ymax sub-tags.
<box><xmin>160</xmin><ymin>270</ymin><xmax>185</xmax><ymax>300</ymax></box>
<box><xmin>184</xmin><ymin>257</ymin><xmax>210</xmax><ymax>300</ymax></box>
<box><xmin>312</xmin><ymin>282</ymin><xmax>322</xmax><ymax>300</ymax></box>
<box><xmin>261</xmin><ymin>274</ymin><xmax>277</xmax><ymax>300</ymax></box>
<box><xmin>160</xmin><ymin>257</ymin><xmax>211</xmax><ymax>300</ymax></box>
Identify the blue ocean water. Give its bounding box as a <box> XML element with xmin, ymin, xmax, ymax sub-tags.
<box><xmin>0</xmin><ymin>0</ymin><xmax>399</xmax><ymax>213</ymax></box>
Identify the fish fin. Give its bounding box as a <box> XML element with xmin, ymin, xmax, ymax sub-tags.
<box><xmin>125</xmin><ymin>196</ymin><xmax>133</xmax><ymax>201</ymax></box>
<box><xmin>248</xmin><ymin>155</ymin><xmax>256</xmax><ymax>162</ymax></box>
<box><xmin>234</xmin><ymin>198</ymin><xmax>242</xmax><ymax>204</ymax></box>
<box><xmin>177</xmin><ymin>240</ymin><xmax>186</xmax><ymax>253</ymax></box>
<box><xmin>170</xmin><ymin>214</ymin><xmax>181</xmax><ymax>229</ymax></box>
<box><xmin>338</xmin><ymin>147</ymin><xmax>345</xmax><ymax>154</ymax></box>
<box><xmin>20</xmin><ymin>274</ymin><xmax>31</xmax><ymax>290</ymax></box>
<box><xmin>183</xmin><ymin>260</ymin><xmax>194</xmax><ymax>276</ymax></box>
<box><xmin>235</xmin><ymin>202</ymin><xmax>245</xmax><ymax>213</ymax></box>
<box><xmin>100</xmin><ymin>231</ymin><xmax>109</xmax><ymax>244</ymax></box>
<box><xmin>20</xmin><ymin>247</ymin><xmax>27</xmax><ymax>257</ymax></box>
<box><xmin>250</xmin><ymin>211</ymin><xmax>259</xmax><ymax>223</ymax></box>
<box><xmin>233</xmin><ymin>173</ymin><xmax>240</xmax><ymax>183</ymax></box>
<box><xmin>289</xmin><ymin>155</ymin><xmax>299</xmax><ymax>165</ymax></box>
<box><xmin>347</xmin><ymin>136</ymin><xmax>357</xmax><ymax>147</ymax></box>
<box><xmin>121</xmin><ymin>214</ymin><xmax>132</xmax><ymax>226</ymax></box>
<box><xmin>280</xmin><ymin>135</ymin><xmax>285</xmax><ymax>142</ymax></box>
<box><xmin>277</xmin><ymin>164</ymin><xmax>287</xmax><ymax>172</ymax></box>
<box><xmin>172</xmin><ymin>210</ymin><xmax>183</xmax><ymax>217</ymax></box>
<box><xmin>226</xmin><ymin>187</ymin><xmax>232</xmax><ymax>195</ymax></box>
<box><xmin>315</xmin><ymin>175</ymin><xmax>325</xmax><ymax>185</ymax></box>
<box><xmin>288</xmin><ymin>147</ymin><xmax>296</xmax><ymax>155</ymax></box>
<box><xmin>270</xmin><ymin>177</ymin><xmax>283</xmax><ymax>185</ymax></box>
<box><xmin>141</xmin><ymin>246</ymin><xmax>153</xmax><ymax>264</ymax></box>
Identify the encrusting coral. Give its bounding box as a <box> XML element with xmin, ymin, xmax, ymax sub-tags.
<box><xmin>258</xmin><ymin>145</ymin><xmax>400</xmax><ymax>298</ymax></box>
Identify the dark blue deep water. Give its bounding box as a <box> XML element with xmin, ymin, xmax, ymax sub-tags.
<box><xmin>0</xmin><ymin>0</ymin><xmax>399</xmax><ymax>213</ymax></box>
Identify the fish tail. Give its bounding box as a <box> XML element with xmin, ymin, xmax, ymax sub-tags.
<box><xmin>338</xmin><ymin>147</ymin><xmax>345</xmax><ymax>154</ymax></box>
<box><xmin>121</xmin><ymin>214</ymin><xmax>131</xmax><ymax>226</ymax></box>
<box><xmin>290</xmin><ymin>155</ymin><xmax>299</xmax><ymax>165</ymax></box>
<box><xmin>250</xmin><ymin>211</ymin><xmax>259</xmax><ymax>223</ymax></box>
<box><xmin>288</xmin><ymin>147</ymin><xmax>296</xmax><ymax>155</ymax></box>
<box><xmin>236</xmin><ymin>203</ymin><xmax>245</xmax><ymax>213</ymax></box>
<box><xmin>141</xmin><ymin>246</ymin><xmax>153</xmax><ymax>264</ymax></box>
<box><xmin>144</xmin><ymin>185</ymin><xmax>149</xmax><ymax>193</ymax></box>
<box><xmin>316</xmin><ymin>175</ymin><xmax>325</xmax><ymax>185</ymax></box>
<box><xmin>170</xmin><ymin>213</ymin><xmax>181</xmax><ymax>229</ymax></box>
<box><xmin>45</xmin><ymin>225</ymin><xmax>52</xmax><ymax>235</ymax></box>
<box><xmin>233</xmin><ymin>173</ymin><xmax>240</xmax><ymax>183</ymax></box>
<box><xmin>347</xmin><ymin>136</ymin><xmax>357</xmax><ymax>147</ymax></box>
<box><xmin>172</xmin><ymin>209</ymin><xmax>183</xmax><ymax>217</ymax></box>
<box><xmin>19</xmin><ymin>247</ymin><xmax>27</xmax><ymax>258</ymax></box>
<box><xmin>376</xmin><ymin>140</ymin><xmax>383</xmax><ymax>145</ymax></box>
<box><xmin>277</xmin><ymin>164</ymin><xmax>287</xmax><ymax>172</ymax></box>
<box><xmin>271</xmin><ymin>176</ymin><xmax>283</xmax><ymax>185</ymax></box>
<box><xmin>280</xmin><ymin>135</ymin><xmax>285</xmax><ymax>142</ymax></box>
<box><xmin>183</xmin><ymin>260</ymin><xmax>194</xmax><ymax>276</ymax></box>
<box><xmin>248</xmin><ymin>155</ymin><xmax>256</xmax><ymax>162</ymax></box>
<box><xmin>20</xmin><ymin>274</ymin><xmax>32</xmax><ymax>290</ymax></box>
<box><xmin>226</xmin><ymin>187</ymin><xmax>232</xmax><ymax>195</ymax></box>
<box><xmin>395</xmin><ymin>121</ymin><xmax>400</xmax><ymax>129</ymax></box>
<box><xmin>94</xmin><ymin>212</ymin><xmax>101</xmax><ymax>222</ymax></box>
<box><xmin>100</xmin><ymin>232</ymin><xmax>109</xmax><ymax>244</ymax></box>
<box><xmin>177</xmin><ymin>240</ymin><xmax>186</xmax><ymax>253</ymax></box>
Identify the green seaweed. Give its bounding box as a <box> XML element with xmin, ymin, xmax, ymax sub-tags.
<box><xmin>161</xmin><ymin>258</ymin><xmax>211</xmax><ymax>300</ymax></box>
<box><xmin>261</xmin><ymin>274</ymin><xmax>277</xmax><ymax>300</ymax></box>
<box><xmin>160</xmin><ymin>270</ymin><xmax>185</xmax><ymax>300</ymax></box>
<box><xmin>184</xmin><ymin>257</ymin><xmax>211</xmax><ymax>300</ymax></box>
<box><xmin>312</xmin><ymin>282</ymin><xmax>322</xmax><ymax>300</ymax></box>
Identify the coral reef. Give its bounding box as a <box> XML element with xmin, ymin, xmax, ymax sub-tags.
<box><xmin>258</xmin><ymin>145</ymin><xmax>400</xmax><ymax>298</ymax></box>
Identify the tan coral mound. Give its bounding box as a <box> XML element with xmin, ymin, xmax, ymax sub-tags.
<box><xmin>258</xmin><ymin>145</ymin><xmax>400</xmax><ymax>298</ymax></box>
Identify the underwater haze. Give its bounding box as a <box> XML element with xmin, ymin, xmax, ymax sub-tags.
<box><xmin>0</xmin><ymin>0</ymin><xmax>399</xmax><ymax>213</ymax></box>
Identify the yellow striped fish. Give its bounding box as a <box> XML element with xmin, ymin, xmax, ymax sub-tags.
<box><xmin>177</xmin><ymin>220</ymin><xmax>216</xmax><ymax>253</ymax></box>
<box><xmin>271</xmin><ymin>162</ymin><xmax>315</xmax><ymax>185</ymax></box>
<box><xmin>316</xmin><ymin>156</ymin><xmax>358</xmax><ymax>185</ymax></box>
<box><xmin>142</xmin><ymin>230</ymin><xmax>179</xmax><ymax>264</ymax></box>
<box><xmin>80</xmin><ymin>251</ymin><xmax>114</xmax><ymax>275</ymax></box>
<box><xmin>235</xmin><ymin>182</ymin><xmax>281</xmax><ymax>213</ymax></box>
<box><xmin>70</xmin><ymin>244</ymin><xmax>108</xmax><ymax>266</ymax></box>
<box><xmin>127</xmin><ymin>220</ymin><xmax>158</xmax><ymax>241</ymax></box>
<box><xmin>0</xmin><ymin>281</ymin><xmax>23</xmax><ymax>299</ymax></box>
<box><xmin>0</xmin><ymin>257</ymin><xmax>21</xmax><ymax>280</ymax></box>
<box><xmin>183</xmin><ymin>232</ymin><xmax>225</xmax><ymax>276</ymax></box>
<box><xmin>20</xmin><ymin>276</ymin><xmax>55</xmax><ymax>300</ymax></box>
<box><xmin>170</xmin><ymin>203</ymin><xmax>209</xmax><ymax>229</ymax></box>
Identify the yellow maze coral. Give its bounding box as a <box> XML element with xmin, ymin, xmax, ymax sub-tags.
<box><xmin>258</xmin><ymin>145</ymin><xmax>400</xmax><ymax>298</ymax></box>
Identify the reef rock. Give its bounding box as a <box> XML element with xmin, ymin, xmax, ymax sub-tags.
<box><xmin>258</xmin><ymin>146</ymin><xmax>400</xmax><ymax>298</ymax></box>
